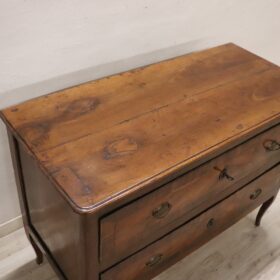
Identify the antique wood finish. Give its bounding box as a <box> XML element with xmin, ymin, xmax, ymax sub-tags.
<box><xmin>2</xmin><ymin>43</ymin><xmax>280</xmax><ymax>214</ymax></box>
<box><xmin>101</xmin><ymin>164</ymin><xmax>280</xmax><ymax>280</ymax></box>
<box><xmin>100</xmin><ymin>124</ymin><xmax>280</xmax><ymax>268</ymax></box>
<box><xmin>255</xmin><ymin>196</ymin><xmax>278</xmax><ymax>227</ymax></box>
<box><xmin>7</xmin><ymin>131</ymin><xmax>66</xmax><ymax>279</ymax></box>
<box><xmin>18</xmin><ymin>143</ymin><xmax>86</xmax><ymax>280</ymax></box>
<box><xmin>7</xmin><ymin>131</ymin><xmax>43</xmax><ymax>265</ymax></box>
<box><xmin>1</xmin><ymin>43</ymin><xmax>280</xmax><ymax>280</ymax></box>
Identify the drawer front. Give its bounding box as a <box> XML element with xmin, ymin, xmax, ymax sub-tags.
<box><xmin>100</xmin><ymin>125</ymin><xmax>280</xmax><ymax>267</ymax></box>
<box><xmin>101</xmin><ymin>164</ymin><xmax>280</xmax><ymax>280</ymax></box>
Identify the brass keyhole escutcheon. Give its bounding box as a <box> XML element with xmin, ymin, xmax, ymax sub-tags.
<box><xmin>214</xmin><ymin>167</ymin><xmax>235</xmax><ymax>181</ymax></box>
<box><xmin>152</xmin><ymin>202</ymin><xmax>172</xmax><ymax>219</ymax></box>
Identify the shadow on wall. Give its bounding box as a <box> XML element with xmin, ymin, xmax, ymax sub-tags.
<box><xmin>0</xmin><ymin>37</ymin><xmax>221</xmax><ymax>110</ymax></box>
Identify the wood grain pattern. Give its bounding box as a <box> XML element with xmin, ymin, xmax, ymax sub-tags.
<box><xmin>1</xmin><ymin>43</ymin><xmax>274</xmax><ymax>152</ymax></box>
<box><xmin>6</xmin><ymin>132</ymin><xmax>67</xmax><ymax>280</ymax></box>
<box><xmin>101</xmin><ymin>164</ymin><xmax>280</xmax><ymax>280</ymax></box>
<box><xmin>18</xmin><ymin>144</ymin><xmax>84</xmax><ymax>280</ymax></box>
<box><xmin>1</xmin><ymin>43</ymin><xmax>280</xmax><ymax>213</ymax></box>
<box><xmin>1</xmin><ymin>43</ymin><xmax>280</xmax><ymax>280</ymax></box>
<box><xmin>100</xmin><ymin>124</ymin><xmax>280</xmax><ymax>268</ymax></box>
<box><xmin>1</xmin><ymin>197</ymin><xmax>280</xmax><ymax>280</ymax></box>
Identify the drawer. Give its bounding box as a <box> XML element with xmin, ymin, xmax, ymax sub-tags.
<box><xmin>100</xmin><ymin>125</ymin><xmax>280</xmax><ymax>268</ymax></box>
<box><xmin>101</xmin><ymin>164</ymin><xmax>280</xmax><ymax>280</ymax></box>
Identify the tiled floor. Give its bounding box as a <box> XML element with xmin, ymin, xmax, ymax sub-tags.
<box><xmin>0</xmin><ymin>200</ymin><xmax>280</xmax><ymax>280</ymax></box>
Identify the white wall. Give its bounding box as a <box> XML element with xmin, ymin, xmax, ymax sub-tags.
<box><xmin>0</xmin><ymin>0</ymin><xmax>280</xmax><ymax>225</ymax></box>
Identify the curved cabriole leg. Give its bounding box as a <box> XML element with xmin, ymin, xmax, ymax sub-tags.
<box><xmin>255</xmin><ymin>196</ymin><xmax>276</xmax><ymax>227</ymax></box>
<box><xmin>29</xmin><ymin>235</ymin><xmax>44</xmax><ymax>265</ymax></box>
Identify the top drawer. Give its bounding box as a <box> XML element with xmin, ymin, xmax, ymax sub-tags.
<box><xmin>100</xmin><ymin>124</ymin><xmax>280</xmax><ymax>268</ymax></box>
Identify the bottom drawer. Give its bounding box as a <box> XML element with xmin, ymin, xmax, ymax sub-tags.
<box><xmin>101</xmin><ymin>164</ymin><xmax>280</xmax><ymax>280</ymax></box>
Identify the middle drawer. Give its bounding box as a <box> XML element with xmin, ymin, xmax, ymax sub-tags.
<box><xmin>100</xmin><ymin>124</ymin><xmax>280</xmax><ymax>268</ymax></box>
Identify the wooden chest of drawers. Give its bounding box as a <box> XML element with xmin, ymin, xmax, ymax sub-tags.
<box><xmin>1</xmin><ymin>43</ymin><xmax>280</xmax><ymax>280</ymax></box>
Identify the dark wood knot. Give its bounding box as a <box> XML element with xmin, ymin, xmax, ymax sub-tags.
<box><xmin>103</xmin><ymin>137</ymin><xmax>138</xmax><ymax>159</ymax></box>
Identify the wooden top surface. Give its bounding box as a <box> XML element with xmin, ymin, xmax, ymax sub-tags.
<box><xmin>1</xmin><ymin>43</ymin><xmax>280</xmax><ymax>213</ymax></box>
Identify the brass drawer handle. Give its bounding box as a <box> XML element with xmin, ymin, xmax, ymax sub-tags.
<box><xmin>250</xmin><ymin>189</ymin><xmax>262</xmax><ymax>200</ymax></box>
<box><xmin>263</xmin><ymin>140</ymin><xmax>280</xmax><ymax>151</ymax></box>
<box><xmin>214</xmin><ymin>167</ymin><xmax>235</xmax><ymax>181</ymax></box>
<box><xmin>207</xmin><ymin>218</ymin><xmax>215</xmax><ymax>229</ymax></box>
<box><xmin>146</xmin><ymin>254</ymin><xmax>163</xmax><ymax>267</ymax></box>
<box><xmin>152</xmin><ymin>202</ymin><xmax>172</xmax><ymax>219</ymax></box>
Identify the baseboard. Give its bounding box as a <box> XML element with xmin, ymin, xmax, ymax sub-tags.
<box><xmin>0</xmin><ymin>216</ymin><xmax>23</xmax><ymax>238</ymax></box>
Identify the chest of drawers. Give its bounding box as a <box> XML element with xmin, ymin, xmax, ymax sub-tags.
<box><xmin>1</xmin><ymin>43</ymin><xmax>280</xmax><ymax>280</ymax></box>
